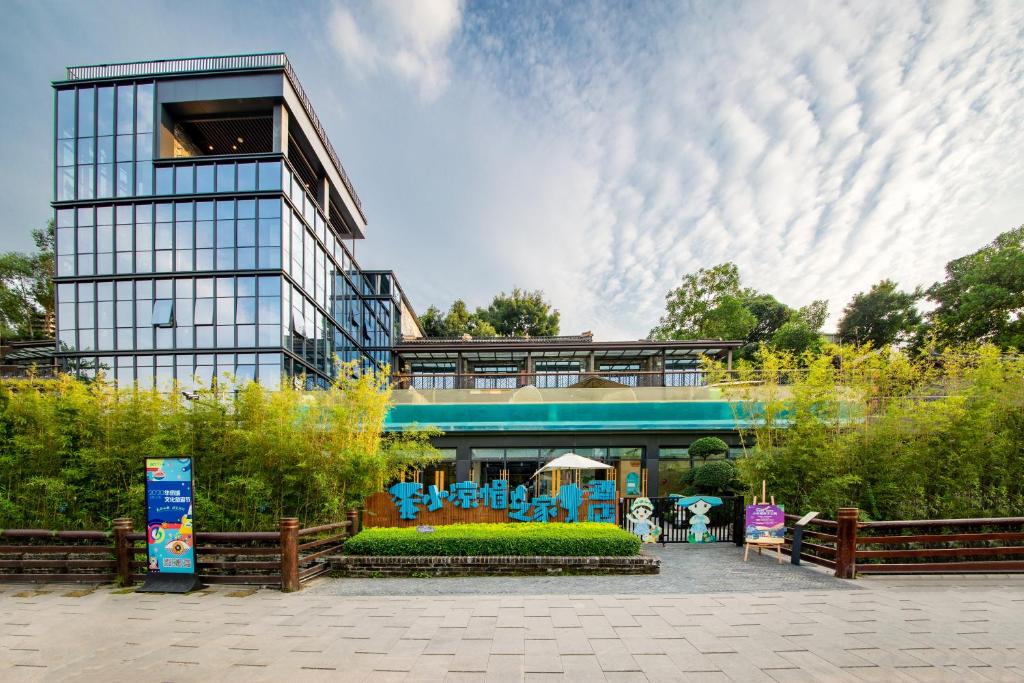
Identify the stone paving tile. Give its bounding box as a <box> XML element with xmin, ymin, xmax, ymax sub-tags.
<box><xmin>602</xmin><ymin>673</ymin><xmax>649</xmax><ymax>682</ymax></box>
<box><xmin>463</xmin><ymin>615</ymin><xmax>498</xmax><ymax>641</ymax></box>
<box><xmin>491</xmin><ymin>626</ymin><xmax>526</xmax><ymax>655</ymax></box>
<box><xmin>524</xmin><ymin>638</ymin><xmax>563</xmax><ymax>673</ymax></box>
<box><xmin>486</xmin><ymin>653</ymin><xmax>526</xmax><ymax>678</ymax></box>
<box><xmin>5</xmin><ymin>577</ymin><xmax>1024</xmax><ymax>681</ymax></box>
<box><xmin>560</xmin><ymin>653</ymin><xmax>604</xmax><ymax>680</ymax></box>
<box><xmin>524</xmin><ymin>615</ymin><xmax>556</xmax><ymax>640</ymax></box>
<box><xmin>449</xmin><ymin>638</ymin><xmax>491</xmax><ymax>673</ymax></box>
<box><xmin>443</xmin><ymin>673</ymin><xmax>487</xmax><ymax>683</ymax></box>
<box><xmin>578</xmin><ymin>614</ymin><xmax>618</xmax><ymax>639</ymax></box>
<box><xmin>591</xmin><ymin>637</ymin><xmax>642</xmax><ymax>673</ymax></box>
<box><xmin>554</xmin><ymin>626</ymin><xmax>593</xmax><ymax>655</ymax></box>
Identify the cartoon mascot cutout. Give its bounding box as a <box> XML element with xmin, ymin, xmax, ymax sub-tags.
<box><xmin>675</xmin><ymin>495</ymin><xmax>723</xmax><ymax>543</ymax></box>
<box><xmin>626</xmin><ymin>497</ymin><xmax>662</xmax><ymax>543</ymax></box>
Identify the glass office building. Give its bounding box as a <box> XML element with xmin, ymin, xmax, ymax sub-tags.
<box><xmin>52</xmin><ymin>54</ymin><xmax>420</xmax><ymax>389</ymax></box>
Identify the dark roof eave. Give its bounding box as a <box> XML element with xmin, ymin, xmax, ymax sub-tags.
<box><xmin>394</xmin><ymin>339</ymin><xmax>744</xmax><ymax>354</ymax></box>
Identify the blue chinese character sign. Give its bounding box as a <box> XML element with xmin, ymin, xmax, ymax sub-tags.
<box><xmin>374</xmin><ymin>479</ymin><xmax>619</xmax><ymax>526</ymax></box>
<box><xmin>137</xmin><ymin>457</ymin><xmax>203</xmax><ymax>593</ymax></box>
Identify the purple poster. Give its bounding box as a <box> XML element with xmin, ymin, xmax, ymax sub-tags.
<box><xmin>745</xmin><ymin>504</ymin><xmax>785</xmax><ymax>542</ymax></box>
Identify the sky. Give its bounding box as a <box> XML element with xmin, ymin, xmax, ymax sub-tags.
<box><xmin>2</xmin><ymin>0</ymin><xmax>1023</xmax><ymax>339</ymax></box>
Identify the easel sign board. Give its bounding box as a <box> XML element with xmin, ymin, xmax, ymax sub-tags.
<box><xmin>745</xmin><ymin>504</ymin><xmax>786</xmax><ymax>543</ymax></box>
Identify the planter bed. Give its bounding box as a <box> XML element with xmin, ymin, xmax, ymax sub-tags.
<box><xmin>343</xmin><ymin>522</ymin><xmax>641</xmax><ymax>557</ymax></box>
<box><xmin>329</xmin><ymin>554</ymin><xmax>659</xmax><ymax>577</ymax></box>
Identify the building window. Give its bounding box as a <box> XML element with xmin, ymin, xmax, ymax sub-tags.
<box><xmin>152</xmin><ymin>299</ymin><xmax>174</xmax><ymax>327</ymax></box>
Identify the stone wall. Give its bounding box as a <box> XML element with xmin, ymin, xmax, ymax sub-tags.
<box><xmin>329</xmin><ymin>554</ymin><xmax>659</xmax><ymax>577</ymax></box>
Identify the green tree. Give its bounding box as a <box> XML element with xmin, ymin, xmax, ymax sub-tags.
<box><xmin>444</xmin><ymin>300</ymin><xmax>498</xmax><ymax>337</ymax></box>
<box><xmin>738</xmin><ymin>292</ymin><xmax>793</xmax><ymax>357</ymax></box>
<box><xmin>418</xmin><ymin>305</ymin><xmax>447</xmax><ymax>337</ymax></box>
<box><xmin>701</xmin><ymin>295</ymin><xmax>757</xmax><ymax>340</ymax></box>
<box><xmin>417</xmin><ymin>300</ymin><xmax>498</xmax><ymax>338</ymax></box>
<box><xmin>649</xmin><ymin>263</ymin><xmax>747</xmax><ymax>340</ymax></box>
<box><xmin>927</xmin><ymin>226</ymin><xmax>1024</xmax><ymax>349</ymax></box>
<box><xmin>837</xmin><ymin>279</ymin><xmax>922</xmax><ymax>348</ymax></box>
<box><xmin>687</xmin><ymin>436</ymin><xmax>729</xmax><ymax>460</ymax></box>
<box><xmin>478</xmin><ymin>289</ymin><xmax>559</xmax><ymax>336</ymax></box>
<box><xmin>769</xmin><ymin>301</ymin><xmax>828</xmax><ymax>356</ymax></box>
<box><xmin>692</xmin><ymin>460</ymin><xmax>742</xmax><ymax>495</ymax></box>
<box><xmin>0</xmin><ymin>223</ymin><xmax>55</xmax><ymax>340</ymax></box>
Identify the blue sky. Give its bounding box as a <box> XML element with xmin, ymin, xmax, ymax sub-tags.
<box><xmin>2</xmin><ymin>1</ymin><xmax>1023</xmax><ymax>338</ymax></box>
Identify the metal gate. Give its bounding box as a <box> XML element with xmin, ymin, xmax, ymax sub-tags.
<box><xmin>619</xmin><ymin>496</ymin><xmax>744</xmax><ymax>545</ymax></box>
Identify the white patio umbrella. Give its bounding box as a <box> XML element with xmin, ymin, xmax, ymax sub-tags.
<box><xmin>531</xmin><ymin>452</ymin><xmax>615</xmax><ymax>493</ymax></box>
<box><xmin>531</xmin><ymin>453</ymin><xmax>613</xmax><ymax>478</ymax></box>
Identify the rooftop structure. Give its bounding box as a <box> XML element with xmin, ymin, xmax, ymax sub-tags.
<box><xmin>52</xmin><ymin>53</ymin><xmax>419</xmax><ymax>389</ymax></box>
<box><xmin>393</xmin><ymin>333</ymin><xmax>740</xmax><ymax>389</ymax></box>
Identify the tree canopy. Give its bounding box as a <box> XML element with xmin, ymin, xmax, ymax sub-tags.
<box><xmin>419</xmin><ymin>300</ymin><xmax>498</xmax><ymax>338</ymax></box>
<box><xmin>650</xmin><ymin>262</ymin><xmax>826</xmax><ymax>356</ymax></box>
<box><xmin>837</xmin><ymin>279</ymin><xmax>922</xmax><ymax>348</ymax></box>
<box><xmin>649</xmin><ymin>263</ymin><xmax>747</xmax><ymax>341</ymax></box>
<box><xmin>418</xmin><ymin>289</ymin><xmax>559</xmax><ymax>338</ymax></box>
<box><xmin>927</xmin><ymin>225</ymin><xmax>1024</xmax><ymax>349</ymax></box>
<box><xmin>0</xmin><ymin>223</ymin><xmax>54</xmax><ymax>340</ymax></box>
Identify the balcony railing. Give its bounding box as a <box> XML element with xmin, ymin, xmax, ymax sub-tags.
<box><xmin>0</xmin><ymin>365</ymin><xmax>60</xmax><ymax>380</ymax></box>
<box><xmin>391</xmin><ymin>369</ymin><xmax>713</xmax><ymax>390</ymax></box>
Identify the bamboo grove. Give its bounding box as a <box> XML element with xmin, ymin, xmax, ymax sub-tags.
<box><xmin>710</xmin><ymin>344</ymin><xmax>1024</xmax><ymax>520</ymax></box>
<box><xmin>0</xmin><ymin>363</ymin><xmax>438</xmax><ymax>531</ymax></box>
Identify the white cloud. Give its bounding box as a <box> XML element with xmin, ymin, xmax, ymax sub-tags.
<box><xmin>320</xmin><ymin>1</ymin><xmax>1024</xmax><ymax>341</ymax></box>
<box><xmin>326</xmin><ymin>0</ymin><xmax>463</xmax><ymax>101</ymax></box>
<box><xmin>409</xmin><ymin>0</ymin><xmax>1024</xmax><ymax>338</ymax></box>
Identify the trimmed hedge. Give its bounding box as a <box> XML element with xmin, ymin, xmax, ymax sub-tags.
<box><xmin>344</xmin><ymin>522</ymin><xmax>642</xmax><ymax>557</ymax></box>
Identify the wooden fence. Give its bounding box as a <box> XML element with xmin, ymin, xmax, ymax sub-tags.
<box><xmin>855</xmin><ymin>516</ymin><xmax>1024</xmax><ymax>574</ymax></box>
<box><xmin>0</xmin><ymin>515</ymin><xmax>356</xmax><ymax>592</ymax></box>
<box><xmin>782</xmin><ymin>508</ymin><xmax>1024</xmax><ymax>578</ymax></box>
<box><xmin>781</xmin><ymin>513</ymin><xmax>840</xmax><ymax>572</ymax></box>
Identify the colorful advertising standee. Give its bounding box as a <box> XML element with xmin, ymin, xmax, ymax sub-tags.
<box><xmin>137</xmin><ymin>457</ymin><xmax>203</xmax><ymax>593</ymax></box>
<box><xmin>744</xmin><ymin>504</ymin><xmax>786</xmax><ymax>543</ymax></box>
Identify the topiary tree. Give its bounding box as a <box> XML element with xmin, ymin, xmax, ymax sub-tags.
<box><xmin>692</xmin><ymin>460</ymin><xmax>743</xmax><ymax>495</ymax></box>
<box><xmin>688</xmin><ymin>437</ymin><xmax>729</xmax><ymax>460</ymax></box>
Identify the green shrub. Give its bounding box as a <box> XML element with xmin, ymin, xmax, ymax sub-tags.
<box><xmin>693</xmin><ymin>460</ymin><xmax>738</xmax><ymax>493</ymax></box>
<box><xmin>688</xmin><ymin>436</ymin><xmax>729</xmax><ymax>460</ymax></box>
<box><xmin>0</xmin><ymin>369</ymin><xmax>439</xmax><ymax>531</ymax></box>
<box><xmin>344</xmin><ymin>523</ymin><xmax>641</xmax><ymax>557</ymax></box>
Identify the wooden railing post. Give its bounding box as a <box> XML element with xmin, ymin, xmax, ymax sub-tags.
<box><xmin>112</xmin><ymin>518</ymin><xmax>134</xmax><ymax>587</ymax></box>
<box><xmin>279</xmin><ymin>517</ymin><xmax>300</xmax><ymax>592</ymax></box>
<box><xmin>346</xmin><ymin>509</ymin><xmax>360</xmax><ymax>536</ymax></box>
<box><xmin>835</xmin><ymin>507</ymin><xmax>859</xmax><ymax>578</ymax></box>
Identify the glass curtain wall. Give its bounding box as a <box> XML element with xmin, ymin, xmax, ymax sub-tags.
<box><xmin>54</xmin><ymin>82</ymin><xmax>399</xmax><ymax>389</ymax></box>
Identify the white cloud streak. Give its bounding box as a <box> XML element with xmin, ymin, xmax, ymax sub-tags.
<box><xmin>327</xmin><ymin>0</ymin><xmax>463</xmax><ymax>101</ymax></box>
<box><xmin>327</xmin><ymin>1</ymin><xmax>1024</xmax><ymax>339</ymax></box>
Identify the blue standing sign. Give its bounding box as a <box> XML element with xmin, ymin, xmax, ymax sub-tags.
<box><xmin>138</xmin><ymin>457</ymin><xmax>203</xmax><ymax>593</ymax></box>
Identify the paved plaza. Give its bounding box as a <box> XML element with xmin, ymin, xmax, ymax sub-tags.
<box><xmin>3</xmin><ymin>546</ymin><xmax>1024</xmax><ymax>681</ymax></box>
<box><xmin>312</xmin><ymin>544</ymin><xmax>852</xmax><ymax>596</ymax></box>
